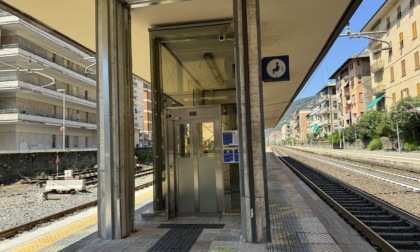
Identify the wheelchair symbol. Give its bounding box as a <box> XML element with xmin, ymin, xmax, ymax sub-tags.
<box><xmin>267</xmin><ymin>59</ymin><xmax>286</xmax><ymax>78</ymax></box>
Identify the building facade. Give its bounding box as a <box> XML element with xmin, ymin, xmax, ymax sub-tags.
<box><xmin>291</xmin><ymin>108</ymin><xmax>311</xmax><ymax>142</ymax></box>
<box><xmin>133</xmin><ymin>75</ymin><xmax>152</xmax><ymax>148</ymax></box>
<box><xmin>307</xmin><ymin>83</ymin><xmax>340</xmax><ymax>138</ymax></box>
<box><xmin>0</xmin><ymin>9</ymin><xmax>97</xmax><ymax>151</ymax></box>
<box><xmin>362</xmin><ymin>0</ymin><xmax>420</xmax><ymax>111</ymax></box>
<box><xmin>0</xmin><ymin>9</ymin><xmax>153</xmax><ymax>152</ymax></box>
<box><xmin>330</xmin><ymin>52</ymin><xmax>371</xmax><ymax>127</ymax></box>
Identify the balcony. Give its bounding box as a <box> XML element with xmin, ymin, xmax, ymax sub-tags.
<box><xmin>0</xmin><ymin>109</ymin><xmax>97</xmax><ymax>129</ymax></box>
<box><xmin>372</xmin><ymin>84</ymin><xmax>386</xmax><ymax>95</ymax></box>
<box><xmin>371</xmin><ymin>60</ymin><xmax>384</xmax><ymax>73</ymax></box>
<box><xmin>319</xmin><ymin>119</ymin><xmax>331</xmax><ymax>126</ymax></box>
<box><xmin>344</xmin><ymin>87</ymin><xmax>350</xmax><ymax>97</ymax></box>
<box><xmin>1</xmin><ymin>35</ymin><xmax>96</xmax><ymax>81</ymax></box>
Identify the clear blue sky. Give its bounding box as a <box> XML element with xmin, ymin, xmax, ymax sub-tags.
<box><xmin>297</xmin><ymin>0</ymin><xmax>385</xmax><ymax>98</ymax></box>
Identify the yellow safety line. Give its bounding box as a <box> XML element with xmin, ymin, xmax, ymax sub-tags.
<box><xmin>12</xmin><ymin>189</ymin><xmax>153</xmax><ymax>252</ymax></box>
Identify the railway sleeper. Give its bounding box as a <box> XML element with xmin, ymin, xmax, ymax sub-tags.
<box><xmin>349</xmin><ymin>210</ymin><xmax>390</xmax><ymax>215</ymax></box>
<box><xmin>352</xmin><ymin>214</ymin><xmax>400</xmax><ymax>221</ymax></box>
<box><xmin>362</xmin><ymin>219</ymin><xmax>410</xmax><ymax>226</ymax></box>
<box><xmin>371</xmin><ymin>225</ymin><xmax>420</xmax><ymax>233</ymax></box>
<box><xmin>337</xmin><ymin>202</ymin><xmax>375</xmax><ymax>207</ymax></box>
<box><xmin>385</xmin><ymin>240</ymin><xmax>420</xmax><ymax>251</ymax></box>
<box><xmin>345</xmin><ymin>206</ymin><xmax>382</xmax><ymax>211</ymax></box>
<box><xmin>333</xmin><ymin>199</ymin><xmax>368</xmax><ymax>204</ymax></box>
<box><xmin>378</xmin><ymin>232</ymin><xmax>420</xmax><ymax>241</ymax></box>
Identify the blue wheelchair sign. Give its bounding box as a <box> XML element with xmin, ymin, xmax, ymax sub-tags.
<box><xmin>262</xmin><ymin>55</ymin><xmax>290</xmax><ymax>82</ymax></box>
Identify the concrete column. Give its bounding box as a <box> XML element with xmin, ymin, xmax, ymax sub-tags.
<box><xmin>234</xmin><ymin>0</ymin><xmax>270</xmax><ymax>243</ymax></box>
<box><xmin>96</xmin><ymin>0</ymin><xmax>135</xmax><ymax>239</ymax></box>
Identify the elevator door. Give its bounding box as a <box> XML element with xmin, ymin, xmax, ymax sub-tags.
<box><xmin>166</xmin><ymin>106</ymin><xmax>223</xmax><ymax>216</ymax></box>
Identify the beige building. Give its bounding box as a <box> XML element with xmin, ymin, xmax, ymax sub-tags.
<box><xmin>362</xmin><ymin>0</ymin><xmax>420</xmax><ymax>111</ymax></box>
<box><xmin>307</xmin><ymin>83</ymin><xmax>340</xmax><ymax>138</ymax></box>
<box><xmin>330</xmin><ymin>52</ymin><xmax>371</xmax><ymax>126</ymax></box>
<box><xmin>290</xmin><ymin>108</ymin><xmax>310</xmax><ymax>142</ymax></box>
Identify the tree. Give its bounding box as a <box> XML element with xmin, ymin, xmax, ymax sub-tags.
<box><xmin>389</xmin><ymin>97</ymin><xmax>420</xmax><ymax>144</ymax></box>
<box><xmin>356</xmin><ymin>110</ymin><xmax>387</xmax><ymax>141</ymax></box>
<box><xmin>344</xmin><ymin>125</ymin><xmax>356</xmax><ymax>143</ymax></box>
<box><xmin>327</xmin><ymin>131</ymin><xmax>340</xmax><ymax>144</ymax></box>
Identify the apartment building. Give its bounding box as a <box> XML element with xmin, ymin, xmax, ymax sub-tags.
<box><xmin>307</xmin><ymin>83</ymin><xmax>340</xmax><ymax>138</ymax></box>
<box><xmin>0</xmin><ymin>9</ymin><xmax>154</xmax><ymax>151</ymax></box>
<box><xmin>330</xmin><ymin>51</ymin><xmax>371</xmax><ymax>126</ymax></box>
<box><xmin>290</xmin><ymin>108</ymin><xmax>311</xmax><ymax>142</ymax></box>
<box><xmin>362</xmin><ymin>0</ymin><xmax>420</xmax><ymax>110</ymax></box>
<box><xmin>0</xmin><ymin>9</ymin><xmax>98</xmax><ymax>151</ymax></box>
<box><xmin>133</xmin><ymin>75</ymin><xmax>152</xmax><ymax>147</ymax></box>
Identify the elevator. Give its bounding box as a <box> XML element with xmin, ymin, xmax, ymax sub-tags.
<box><xmin>166</xmin><ymin>105</ymin><xmax>223</xmax><ymax>216</ymax></box>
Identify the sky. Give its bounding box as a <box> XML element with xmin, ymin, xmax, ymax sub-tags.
<box><xmin>297</xmin><ymin>0</ymin><xmax>386</xmax><ymax>99</ymax></box>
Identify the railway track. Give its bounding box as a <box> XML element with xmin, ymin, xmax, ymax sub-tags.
<box><xmin>284</xmin><ymin>147</ymin><xmax>420</xmax><ymax>192</ymax></box>
<box><xmin>0</xmin><ymin>170</ymin><xmax>153</xmax><ymax>240</ymax></box>
<box><xmin>272</xmin><ymin>147</ymin><xmax>420</xmax><ymax>251</ymax></box>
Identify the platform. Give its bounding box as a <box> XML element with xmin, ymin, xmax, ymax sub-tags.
<box><xmin>1</xmin><ymin>150</ymin><xmax>377</xmax><ymax>251</ymax></box>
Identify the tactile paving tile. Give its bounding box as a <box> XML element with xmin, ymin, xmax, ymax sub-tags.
<box><xmin>298</xmin><ymin>233</ymin><xmax>336</xmax><ymax>244</ymax></box>
<box><xmin>298</xmin><ymin>217</ymin><xmax>328</xmax><ymax>233</ymax></box>
<box><xmin>267</xmin><ymin>155</ymin><xmax>339</xmax><ymax>251</ymax></box>
<box><xmin>309</xmin><ymin>244</ymin><xmax>343</xmax><ymax>252</ymax></box>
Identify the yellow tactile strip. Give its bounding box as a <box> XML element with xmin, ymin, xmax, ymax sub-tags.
<box><xmin>12</xmin><ymin>189</ymin><xmax>153</xmax><ymax>252</ymax></box>
<box><xmin>12</xmin><ymin>215</ymin><xmax>97</xmax><ymax>252</ymax></box>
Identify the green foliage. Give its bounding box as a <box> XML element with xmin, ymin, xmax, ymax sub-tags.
<box><xmin>328</xmin><ymin>131</ymin><xmax>340</xmax><ymax>144</ymax></box>
<box><xmin>343</xmin><ymin>125</ymin><xmax>356</xmax><ymax>143</ymax></box>
<box><xmin>403</xmin><ymin>142</ymin><xmax>419</xmax><ymax>151</ymax></box>
<box><xmin>36</xmin><ymin>172</ymin><xmax>47</xmax><ymax>179</ymax></box>
<box><xmin>389</xmin><ymin>96</ymin><xmax>420</xmax><ymax>143</ymax></box>
<box><xmin>356</xmin><ymin>110</ymin><xmax>388</xmax><ymax>141</ymax></box>
<box><xmin>135</xmin><ymin>147</ymin><xmax>153</xmax><ymax>164</ymax></box>
<box><xmin>367</xmin><ymin>138</ymin><xmax>383</xmax><ymax>150</ymax></box>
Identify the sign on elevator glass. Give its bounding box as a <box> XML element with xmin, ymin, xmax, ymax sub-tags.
<box><xmin>222</xmin><ymin>131</ymin><xmax>238</xmax><ymax>146</ymax></box>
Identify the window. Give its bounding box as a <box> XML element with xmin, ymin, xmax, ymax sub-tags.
<box><xmin>73</xmin><ymin>136</ymin><xmax>78</xmax><ymax>148</ymax></box>
<box><xmin>52</xmin><ymin>135</ymin><xmax>56</xmax><ymax>148</ymax></box>
<box><xmin>392</xmin><ymin>93</ymin><xmax>396</xmax><ymax>105</ymax></box>
<box><xmin>358</xmin><ymin>74</ymin><xmax>362</xmax><ymax>84</ymax></box>
<box><xmin>413</xmin><ymin>22</ymin><xmax>418</xmax><ymax>39</ymax></box>
<box><xmin>410</xmin><ymin>0</ymin><xmax>415</xmax><ymax>8</ymax></box>
<box><xmin>357</xmin><ymin>60</ymin><xmax>360</xmax><ymax>66</ymax></box>
<box><xmin>417</xmin><ymin>83</ymin><xmax>420</xmax><ymax>95</ymax></box>
<box><xmin>387</xmin><ymin>17</ymin><xmax>391</xmax><ymax>29</ymax></box>
<box><xmin>415</xmin><ymin>51</ymin><xmax>420</xmax><ymax>70</ymax></box>
<box><xmin>399</xmin><ymin>32</ymin><xmax>404</xmax><ymax>47</ymax></box>
<box><xmin>397</xmin><ymin>5</ymin><xmax>402</xmax><ymax>19</ymax></box>
<box><xmin>401</xmin><ymin>60</ymin><xmax>406</xmax><ymax>76</ymax></box>
<box><xmin>334</xmin><ymin>113</ymin><xmax>338</xmax><ymax>119</ymax></box>
<box><xmin>390</xmin><ymin>66</ymin><xmax>395</xmax><ymax>82</ymax></box>
<box><xmin>359</xmin><ymin>92</ymin><xmax>363</xmax><ymax>101</ymax></box>
<box><xmin>401</xmin><ymin>88</ymin><xmax>410</xmax><ymax>98</ymax></box>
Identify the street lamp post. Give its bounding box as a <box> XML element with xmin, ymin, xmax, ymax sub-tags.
<box><xmin>57</xmin><ymin>89</ymin><xmax>66</xmax><ymax>150</ymax></box>
<box><xmin>396</xmin><ymin>119</ymin><xmax>401</xmax><ymax>153</ymax></box>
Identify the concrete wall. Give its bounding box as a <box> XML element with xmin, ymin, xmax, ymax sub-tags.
<box><xmin>0</xmin><ymin>150</ymin><xmax>96</xmax><ymax>185</ymax></box>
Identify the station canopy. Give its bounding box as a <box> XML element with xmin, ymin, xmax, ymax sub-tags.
<box><xmin>5</xmin><ymin>0</ymin><xmax>360</xmax><ymax>128</ymax></box>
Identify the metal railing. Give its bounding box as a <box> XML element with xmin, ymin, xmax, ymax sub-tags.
<box><xmin>1</xmin><ymin>35</ymin><xmax>96</xmax><ymax>81</ymax></box>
